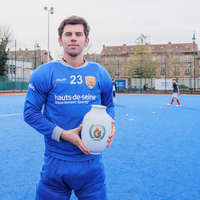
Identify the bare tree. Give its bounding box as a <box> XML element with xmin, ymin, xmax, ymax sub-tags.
<box><xmin>129</xmin><ymin>43</ymin><xmax>156</xmax><ymax>75</ymax></box>
<box><xmin>0</xmin><ymin>26</ymin><xmax>13</xmax><ymax>76</ymax></box>
<box><xmin>128</xmin><ymin>34</ymin><xmax>159</xmax><ymax>89</ymax></box>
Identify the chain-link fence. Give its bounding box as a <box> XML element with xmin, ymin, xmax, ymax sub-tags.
<box><xmin>0</xmin><ymin>56</ymin><xmax>34</xmax><ymax>92</ymax></box>
<box><xmin>0</xmin><ymin>75</ymin><xmax>29</xmax><ymax>92</ymax></box>
<box><xmin>116</xmin><ymin>77</ymin><xmax>200</xmax><ymax>94</ymax></box>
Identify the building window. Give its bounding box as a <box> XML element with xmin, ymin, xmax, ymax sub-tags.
<box><xmin>185</xmin><ymin>55</ymin><xmax>191</xmax><ymax>62</ymax></box>
<box><xmin>160</xmin><ymin>66</ymin><xmax>166</xmax><ymax>75</ymax></box>
<box><xmin>10</xmin><ymin>65</ymin><xmax>16</xmax><ymax>74</ymax></box>
<box><xmin>175</xmin><ymin>56</ymin><xmax>180</xmax><ymax>62</ymax></box>
<box><xmin>152</xmin><ymin>56</ymin><xmax>156</xmax><ymax>62</ymax></box>
<box><xmin>105</xmin><ymin>57</ymin><xmax>111</xmax><ymax>65</ymax></box>
<box><xmin>185</xmin><ymin>65</ymin><xmax>191</xmax><ymax>74</ymax></box>
<box><xmin>161</xmin><ymin>56</ymin><xmax>166</xmax><ymax>63</ymax></box>
<box><xmin>115</xmin><ymin>66</ymin><xmax>120</xmax><ymax>76</ymax></box>
<box><xmin>175</xmin><ymin>65</ymin><xmax>180</xmax><ymax>75</ymax></box>
<box><xmin>9</xmin><ymin>66</ymin><xmax>12</xmax><ymax>73</ymax></box>
<box><xmin>127</xmin><ymin>57</ymin><xmax>134</xmax><ymax>63</ymax></box>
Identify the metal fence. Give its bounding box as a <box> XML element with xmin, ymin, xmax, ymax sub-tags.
<box><xmin>1</xmin><ymin>73</ymin><xmax>200</xmax><ymax>94</ymax></box>
<box><xmin>0</xmin><ymin>58</ymin><xmax>33</xmax><ymax>92</ymax></box>
<box><xmin>0</xmin><ymin>76</ymin><xmax>28</xmax><ymax>92</ymax></box>
<box><xmin>116</xmin><ymin>77</ymin><xmax>200</xmax><ymax>94</ymax></box>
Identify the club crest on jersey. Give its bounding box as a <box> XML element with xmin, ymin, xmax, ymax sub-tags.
<box><xmin>85</xmin><ymin>76</ymin><xmax>96</xmax><ymax>89</ymax></box>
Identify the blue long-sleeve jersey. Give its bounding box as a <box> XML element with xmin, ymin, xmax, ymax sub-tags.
<box><xmin>24</xmin><ymin>60</ymin><xmax>114</xmax><ymax>161</ymax></box>
<box><xmin>172</xmin><ymin>82</ymin><xmax>179</xmax><ymax>93</ymax></box>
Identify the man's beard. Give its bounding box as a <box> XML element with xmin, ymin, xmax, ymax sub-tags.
<box><xmin>65</xmin><ymin>48</ymin><xmax>82</xmax><ymax>57</ymax></box>
<box><xmin>68</xmin><ymin>52</ymin><xmax>79</xmax><ymax>57</ymax></box>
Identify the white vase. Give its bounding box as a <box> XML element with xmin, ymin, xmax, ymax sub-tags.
<box><xmin>81</xmin><ymin>105</ymin><xmax>112</xmax><ymax>155</ymax></box>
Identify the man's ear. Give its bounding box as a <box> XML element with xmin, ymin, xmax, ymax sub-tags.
<box><xmin>84</xmin><ymin>37</ymin><xmax>90</xmax><ymax>47</ymax></box>
<box><xmin>58</xmin><ymin>37</ymin><xmax>63</xmax><ymax>47</ymax></box>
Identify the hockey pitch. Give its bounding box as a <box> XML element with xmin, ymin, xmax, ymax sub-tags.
<box><xmin>0</xmin><ymin>94</ymin><xmax>200</xmax><ymax>200</ymax></box>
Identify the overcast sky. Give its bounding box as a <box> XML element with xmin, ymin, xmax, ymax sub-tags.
<box><xmin>1</xmin><ymin>0</ymin><xmax>200</xmax><ymax>58</ymax></box>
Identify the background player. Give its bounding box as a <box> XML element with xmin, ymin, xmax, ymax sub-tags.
<box><xmin>168</xmin><ymin>78</ymin><xmax>181</xmax><ymax>106</ymax></box>
<box><xmin>112</xmin><ymin>78</ymin><xmax>116</xmax><ymax>104</ymax></box>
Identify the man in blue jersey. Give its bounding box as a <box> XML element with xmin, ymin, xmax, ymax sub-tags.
<box><xmin>24</xmin><ymin>16</ymin><xmax>115</xmax><ymax>200</ymax></box>
<box><xmin>168</xmin><ymin>78</ymin><xmax>181</xmax><ymax>106</ymax></box>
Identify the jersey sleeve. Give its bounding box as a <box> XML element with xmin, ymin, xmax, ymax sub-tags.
<box><xmin>98</xmin><ymin>65</ymin><xmax>115</xmax><ymax>119</ymax></box>
<box><xmin>23</xmin><ymin>66</ymin><xmax>62</xmax><ymax>140</ymax></box>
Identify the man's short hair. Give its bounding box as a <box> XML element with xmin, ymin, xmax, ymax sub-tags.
<box><xmin>58</xmin><ymin>16</ymin><xmax>90</xmax><ymax>38</ymax></box>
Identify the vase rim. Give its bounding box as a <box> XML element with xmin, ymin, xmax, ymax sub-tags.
<box><xmin>92</xmin><ymin>104</ymin><xmax>106</xmax><ymax>109</ymax></box>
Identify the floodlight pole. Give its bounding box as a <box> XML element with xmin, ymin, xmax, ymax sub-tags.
<box><xmin>34</xmin><ymin>41</ymin><xmax>40</xmax><ymax>69</ymax></box>
<box><xmin>44</xmin><ymin>6</ymin><xmax>54</xmax><ymax>62</ymax></box>
<box><xmin>115</xmin><ymin>57</ymin><xmax>120</xmax><ymax>91</ymax></box>
<box><xmin>192</xmin><ymin>33</ymin><xmax>196</xmax><ymax>91</ymax></box>
<box><xmin>165</xmin><ymin>61</ymin><xmax>167</xmax><ymax>92</ymax></box>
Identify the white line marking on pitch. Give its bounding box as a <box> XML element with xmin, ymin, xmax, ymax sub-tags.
<box><xmin>0</xmin><ymin>113</ymin><xmax>23</xmax><ymax>117</ymax></box>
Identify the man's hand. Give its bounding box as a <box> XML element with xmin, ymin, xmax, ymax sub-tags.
<box><xmin>107</xmin><ymin>120</ymin><xmax>115</xmax><ymax>147</ymax></box>
<box><xmin>60</xmin><ymin>125</ymin><xmax>90</xmax><ymax>155</ymax></box>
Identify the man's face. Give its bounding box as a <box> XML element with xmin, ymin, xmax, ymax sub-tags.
<box><xmin>58</xmin><ymin>24</ymin><xmax>89</xmax><ymax>57</ymax></box>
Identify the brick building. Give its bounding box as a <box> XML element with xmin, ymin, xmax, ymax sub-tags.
<box><xmin>7</xmin><ymin>48</ymin><xmax>52</xmax><ymax>80</ymax></box>
<box><xmin>100</xmin><ymin>42</ymin><xmax>199</xmax><ymax>78</ymax></box>
<box><xmin>85</xmin><ymin>42</ymin><xmax>200</xmax><ymax>89</ymax></box>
